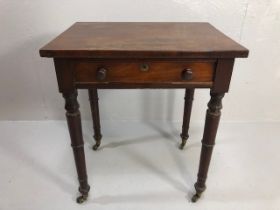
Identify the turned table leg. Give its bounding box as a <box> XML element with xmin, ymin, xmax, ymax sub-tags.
<box><xmin>180</xmin><ymin>88</ymin><xmax>194</xmax><ymax>149</ymax></box>
<box><xmin>88</xmin><ymin>88</ymin><xmax>102</xmax><ymax>150</ymax></box>
<box><xmin>63</xmin><ymin>90</ymin><xmax>90</xmax><ymax>203</ymax></box>
<box><xmin>192</xmin><ymin>91</ymin><xmax>225</xmax><ymax>202</ymax></box>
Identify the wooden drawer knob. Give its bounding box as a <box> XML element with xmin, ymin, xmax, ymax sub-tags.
<box><xmin>181</xmin><ymin>69</ymin><xmax>193</xmax><ymax>80</ymax></box>
<box><xmin>96</xmin><ymin>68</ymin><xmax>107</xmax><ymax>80</ymax></box>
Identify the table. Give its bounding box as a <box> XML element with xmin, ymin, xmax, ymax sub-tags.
<box><xmin>40</xmin><ymin>22</ymin><xmax>248</xmax><ymax>203</ymax></box>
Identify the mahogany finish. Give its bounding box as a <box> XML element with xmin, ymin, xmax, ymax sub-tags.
<box><xmin>63</xmin><ymin>90</ymin><xmax>90</xmax><ymax>203</ymax></box>
<box><xmin>180</xmin><ymin>89</ymin><xmax>195</xmax><ymax>149</ymax></box>
<box><xmin>88</xmin><ymin>89</ymin><xmax>102</xmax><ymax>150</ymax></box>
<box><xmin>40</xmin><ymin>22</ymin><xmax>248</xmax><ymax>59</ymax></box>
<box><xmin>40</xmin><ymin>22</ymin><xmax>249</xmax><ymax>204</ymax></box>
<box><xmin>74</xmin><ymin>60</ymin><xmax>215</xmax><ymax>86</ymax></box>
<box><xmin>192</xmin><ymin>92</ymin><xmax>224</xmax><ymax>202</ymax></box>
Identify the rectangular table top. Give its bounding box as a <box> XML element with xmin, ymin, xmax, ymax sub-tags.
<box><xmin>40</xmin><ymin>22</ymin><xmax>248</xmax><ymax>59</ymax></box>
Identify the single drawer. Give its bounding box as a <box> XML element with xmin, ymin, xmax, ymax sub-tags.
<box><xmin>74</xmin><ymin>60</ymin><xmax>215</xmax><ymax>85</ymax></box>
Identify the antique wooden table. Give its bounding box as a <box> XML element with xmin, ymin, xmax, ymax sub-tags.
<box><xmin>40</xmin><ymin>22</ymin><xmax>248</xmax><ymax>203</ymax></box>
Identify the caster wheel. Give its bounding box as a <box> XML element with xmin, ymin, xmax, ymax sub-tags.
<box><xmin>191</xmin><ymin>193</ymin><xmax>200</xmax><ymax>202</ymax></box>
<box><xmin>76</xmin><ymin>195</ymin><xmax>88</xmax><ymax>204</ymax></box>
<box><xmin>92</xmin><ymin>143</ymin><xmax>100</xmax><ymax>151</ymax></box>
<box><xmin>180</xmin><ymin>134</ymin><xmax>188</xmax><ymax>150</ymax></box>
<box><xmin>179</xmin><ymin>142</ymin><xmax>186</xmax><ymax>150</ymax></box>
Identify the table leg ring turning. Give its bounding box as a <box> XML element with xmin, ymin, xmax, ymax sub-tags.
<box><xmin>192</xmin><ymin>92</ymin><xmax>224</xmax><ymax>202</ymax></box>
<box><xmin>41</xmin><ymin>23</ymin><xmax>249</xmax><ymax>204</ymax></box>
<box><xmin>63</xmin><ymin>90</ymin><xmax>91</xmax><ymax>204</ymax></box>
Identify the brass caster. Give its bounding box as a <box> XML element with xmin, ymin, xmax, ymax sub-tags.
<box><xmin>92</xmin><ymin>143</ymin><xmax>100</xmax><ymax>151</ymax></box>
<box><xmin>191</xmin><ymin>193</ymin><xmax>200</xmax><ymax>202</ymax></box>
<box><xmin>93</xmin><ymin>135</ymin><xmax>101</xmax><ymax>151</ymax></box>
<box><xmin>179</xmin><ymin>135</ymin><xmax>187</xmax><ymax>150</ymax></box>
<box><xmin>179</xmin><ymin>142</ymin><xmax>186</xmax><ymax>150</ymax></box>
<box><xmin>76</xmin><ymin>194</ymin><xmax>88</xmax><ymax>204</ymax></box>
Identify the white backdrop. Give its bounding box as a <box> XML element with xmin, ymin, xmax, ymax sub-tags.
<box><xmin>0</xmin><ymin>0</ymin><xmax>279</xmax><ymax>122</ymax></box>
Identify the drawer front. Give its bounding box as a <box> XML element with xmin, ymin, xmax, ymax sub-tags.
<box><xmin>74</xmin><ymin>60</ymin><xmax>215</xmax><ymax>84</ymax></box>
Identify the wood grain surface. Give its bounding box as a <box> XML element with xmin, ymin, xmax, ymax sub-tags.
<box><xmin>73</xmin><ymin>60</ymin><xmax>215</xmax><ymax>83</ymax></box>
<box><xmin>40</xmin><ymin>22</ymin><xmax>249</xmax><ymax>58</ymax></box>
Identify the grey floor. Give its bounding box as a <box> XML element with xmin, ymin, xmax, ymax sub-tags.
<box><xmin>1</xmin><ymin>121</ymin><xmax>279</xmax><ymax>210</ymax></box>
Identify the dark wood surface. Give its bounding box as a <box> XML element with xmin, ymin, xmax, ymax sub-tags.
<box><xmin>63</xmin><ymin>90</ymin><xmax>90</xmax><ymax>203</ymax></box>
<box><xmin>74</xmin><ymin>59</ymin><xmax>215</xmax><ymax>85</ymax></box>
<box><xmin>192</xmin><ymin>92</ymin><xmax>224</xmax><ymax>202</ymax></box>
<box><xmin>88</xmin><ymin>89</ymin><xmax>102</xmax><ymax>150</ymax></box>
<box><xmin>40</xmin><ymin>22</ymin><xmax>248</xmax><ymax>59</ymax></box>
<box><xmin>40</xmin><ymin>22</ymin><xmax>249</xmax><ymax>204</ymax></box>
<box><xmin>180</xmin><ymin>89</ymin><xmax>194</xmax><ymax>149</ymax></box>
